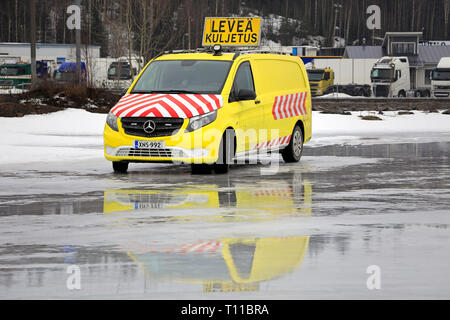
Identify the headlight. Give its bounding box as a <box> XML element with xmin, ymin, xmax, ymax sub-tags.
<box><xmin>106</xmin><ymin>112</ymin><xmax>119</xmax><ymax>131</ymax></box>
<box><xmin>186</xmin><ymin>110</ymin><xmax>217</xmax><ymax>132</ymax></box>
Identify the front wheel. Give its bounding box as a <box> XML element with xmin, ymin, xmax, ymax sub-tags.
<box><xmin>281</xmin><ymin>125</ymin><xmax>303</xmax><ymax>163</ymax></box>
<box><xmin>398</xmin><ymin>90</ymin><xmax>406</xmax><ymax>98</ymax></box>
<box><xmin>214</xmin><ymin>129</ymin><xmax>235</xmax><ymax>174</ymax></box>
<box><xmin>112</xmin><ymin>161</ymin><xmax>128</xmax><ymax>173</ymax></box>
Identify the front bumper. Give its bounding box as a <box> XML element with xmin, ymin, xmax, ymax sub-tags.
<box><xmin>103</xmin><ymin>121</ymin><xmax>222</xmax><ymax>164</ymax></box>
<box><xmin>433</xmin><ymin>91</ymin><xmax>450</xmax><ymax>98</ymax></box>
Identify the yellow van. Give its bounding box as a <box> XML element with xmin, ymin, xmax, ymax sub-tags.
<box><xmin>104</xmin><ymin>49</ymin><xmax>312</xmax><ymax>173</ymax></box>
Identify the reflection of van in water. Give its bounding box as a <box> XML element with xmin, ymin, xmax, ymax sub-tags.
<box><xmin>104</xmin><ymin>50</ymin><xmax>312</xmax><ymax>174</ymax></box>
<box><xmin>127</xmin><ymin>236</ymin><xmax>309</xmax><ymax>293</ymax></box>
<box><xmin>103</xmin><ymin>176</ymin><xmax>312</xmax><ymax>292</ymax></box>
<box><xmin>103</xmin><ymin>178</ymin><xmax>312</xmax><ymax>219</ymax></box>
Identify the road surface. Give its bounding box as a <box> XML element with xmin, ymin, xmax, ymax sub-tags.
<box><xmin>0</xmin><ymin>141</ymin><xmax>449</xmax><ymax>299</ymax></box>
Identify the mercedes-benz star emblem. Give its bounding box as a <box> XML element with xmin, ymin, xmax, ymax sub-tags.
<box><xmin>143</xmin><ymin>120</ymin><xmax>156</xmax><ymax>134</ymax></box>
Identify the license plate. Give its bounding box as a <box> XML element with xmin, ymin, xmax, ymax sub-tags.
<box><xmin>134</xmin><ymin>141</ymin><xmax>165</xmax><ymax>149</ymax></box>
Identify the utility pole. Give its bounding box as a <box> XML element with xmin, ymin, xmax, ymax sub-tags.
<box><xmin>75</xmin><ymin>0</ymin><xmax>81</xmax><ymax>85</ymax></box>
<box><xmin>30</xmin><ymin>0</ymin><xmax>37</xmax><ymax>89</ymax></box>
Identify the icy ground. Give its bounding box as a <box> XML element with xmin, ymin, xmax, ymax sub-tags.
<box><xmin>0</xmin><ymin>109</ymin><xmax>449</xmax><ymax>165</ymax></box>
<box><xmin>0</xmin><ymin>109</ymin><xmax>449</xmax><ymax>299</ymax></box>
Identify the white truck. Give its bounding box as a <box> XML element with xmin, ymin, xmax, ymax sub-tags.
<box><xmin>371</xmin><ymin>56</ymin><xmax>430</xmax><ymax>97</ymax></box>
<box><xmin>431</xmin><ymin>57</ymin><xmax>450</xmax><ymax>98</ymax></box>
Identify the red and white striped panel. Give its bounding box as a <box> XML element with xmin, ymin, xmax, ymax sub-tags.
<box><xmin>272</xmin><ymin>92</ymin><xmax>308</xmax><ymax>120</ymax></box>
<box><xmin>253</xmin><ymin>186</ymin><xmax>292</xmax><ymax>197</ymax></box>
<box><xmin>125</xmin><ymin>241</ymin><xmax>222</xmax><ymax>255</ymax></box>
<box><xmin>176</xmin><ymin>241</ymin><xmax>222</xmax><ymax>254</ymax></box>
<box><xmin>110</xmin><ymin>93</ymin><xmax>224</xmax><ymax>118</ymax></box>
<box><xmin>253</xmin><ymin>135</ymin><xmax>292</xmax><ymax>151</ymax></box>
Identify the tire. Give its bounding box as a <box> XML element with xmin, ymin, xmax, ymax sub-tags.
<box><xmin>281</xmin><ymin>125</ymin><xmax>303</xmax><ymax>163</ymax></box>
<box><xmin>213</xmin><ymin>129</ymin><xmax>235</xmax><ymax>174</ymax></box>
<box><xmin>414</xmin><ymin>91</ymin><xmax>421</xmax><ymax>97</ymax></box>
<box><xmin>191</xmin><ymin>164</ymin><xmax>212</xmax><ymax>175</ymax></box>
<box><xmin>398</xmin><ymin>90</ymin><xmax>406</xmax><ymax>98</ymax></box>
<box><xmin>357</xmin><ymin>89</ymin><xmax>364</xmax><ymax>97</ymax></box>
<box><xmin>112</xmin><ymin>161</ymin><xmax>128</xmax><ymax>173</ymax></box>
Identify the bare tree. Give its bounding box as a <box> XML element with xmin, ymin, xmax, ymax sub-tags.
<box><xmin>126</xmin><ymin>0</ymin><xmax>134</xmax><ymax>80</ymax></box>
<box><xmin>445</xmin><ymin>0</ymin><xmax>450</xmax><ymax>38</ymax></box>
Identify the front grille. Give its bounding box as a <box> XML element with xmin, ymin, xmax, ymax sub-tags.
<box><xmin>116</xmin><ymin>147</ymin><xmax>180</xmax><ymax>158</ymax></box>
<box><xmin>310</xmin><ymin>88</ymin><xmax>320</xmax><ymax>97</ymax></box>
<box><xmin>309</xmin><ymin>83</ymin><xmax>318</xmax><ymax>87</ymax></box>
<box><xmin>374</xmin><ymin>85</ymin><xmax>389</xmax><ymax>97</ymax></box>
<box><xmin>113</xmin><ymin>193</ymin><xmax>187</xmax><ymax>209</ymax></box>
<box><xmin>436</xmin><ymin>86</ymin><xmax>450</xmax><ymax>90</ymax></box>
<box><xmin>121</xmin><ymin>117</ymin><xmax>184</xmax><ymax>138</ymax></box>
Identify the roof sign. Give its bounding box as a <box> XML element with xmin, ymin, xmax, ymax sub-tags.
<box><xmin>202</xmin><ymin>17</ymin><xmax>261</xmax><ymax>47</ymax></box>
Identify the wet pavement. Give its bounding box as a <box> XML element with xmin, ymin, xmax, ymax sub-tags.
<box><xmin>0</xmin><ymin>141</ymin><xmax>449</xmax><ymax>299</ymax></box>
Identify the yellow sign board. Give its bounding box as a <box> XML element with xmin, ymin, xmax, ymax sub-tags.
<box><xmin>202</xmin><ymin>17</ymin><xmax>262</xmax><ymax>47</ymax></box>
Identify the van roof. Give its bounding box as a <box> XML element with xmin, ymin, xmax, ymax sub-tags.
<box><xmin>153</xmin><ymin>48</ymin><xmax>295</xmax><ymax>62</ymax></box>
<box><xmin>58</xmin><ymin>62</ymin><xmax>87</xmax><ymax>72</ymax></box>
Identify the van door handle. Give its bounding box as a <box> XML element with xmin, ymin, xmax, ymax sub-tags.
<box><xmin>255</xmin><ymin>100</ymin><xmax>261</xmax><ymax>104</ymax></box>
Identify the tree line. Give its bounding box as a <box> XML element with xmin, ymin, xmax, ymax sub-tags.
<box><xmin>1</xmin><ymin>0</ymin><xmax>449</xmax><ymax>63</ymax></box>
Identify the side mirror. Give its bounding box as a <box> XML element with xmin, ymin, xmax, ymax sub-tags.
<box><xmin>237</xmin><ymin>89</ymin><xmax>256</xmax><ymax>101</ymax></box>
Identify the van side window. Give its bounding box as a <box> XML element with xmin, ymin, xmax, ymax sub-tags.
<box><xmin>231</xmin><ymin>61</ymin><xmax>255</xmax><ymax>101</ymax></box>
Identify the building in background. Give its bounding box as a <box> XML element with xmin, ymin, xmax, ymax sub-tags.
<box><xmin>344</xmin><ymin>32</ymin><xmax>450</xmax><ymax>90</ymax></box>
<box><xmin>0</xmin><ymin>43</ymin><xmax>101</xmax><ymax>63</ymax></box>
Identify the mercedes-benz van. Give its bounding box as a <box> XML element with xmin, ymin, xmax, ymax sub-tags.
<box><xmin>104</xmin><ymin>49</ymin><xmax>312</xmax><ymax>173</ymax></box>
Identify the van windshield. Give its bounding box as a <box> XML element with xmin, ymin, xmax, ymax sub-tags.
<box><xmin>131</xmin><ymin>60</ymin><xmax>232</xmax><ymax>94</ymax></box>
<box><xmin>54</xmin><ymin>71</ymin><xmax>76</xmax><ymax>82</ymax></box>
<box><xmin>108</xmin><ymin>66</ymin><xmax>130</xmax><ymax>77</ymax></box>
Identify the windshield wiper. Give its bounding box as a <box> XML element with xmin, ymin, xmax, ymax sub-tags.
<box><xmin>130</xmin><ymin>90</ymin><xmax>161</xmax><ymax>94</ymax></box>
<box><xmin>153</xmin><ymin>90</ymin><xmax>198</xmax><ymax>94</ymax></box>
